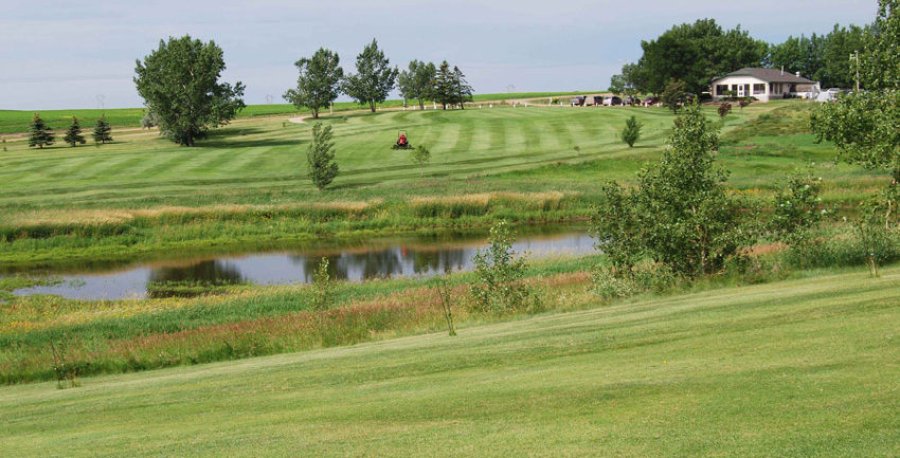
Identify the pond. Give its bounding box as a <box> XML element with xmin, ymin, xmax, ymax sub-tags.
<box><xmin>7</xmin><ymin>227</ymin><xmax>597</xmax><ymax>300</ymax></box>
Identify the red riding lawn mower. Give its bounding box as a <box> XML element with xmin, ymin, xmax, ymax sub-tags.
<box><xmin>392</xmin><ymin>130</ymin><xmax>412</xmax><ymax>150</ymax></box>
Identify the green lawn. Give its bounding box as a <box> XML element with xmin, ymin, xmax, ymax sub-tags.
<box><xmin>1</xmin><ymin>266</ymin><xmax>897</xmax><ymax>456</ymax></box>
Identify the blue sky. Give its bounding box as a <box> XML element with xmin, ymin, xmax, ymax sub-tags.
<box><xmin>0</xmin><ymin>0</ymin><xmax>876</xmax><ymax>110</ymax></box>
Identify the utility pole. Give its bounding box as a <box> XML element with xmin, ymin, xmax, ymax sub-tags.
<box><xmin>849</xmin><ymin>51</ymin><xmax>861</xmax><ymax>92</ymax></box>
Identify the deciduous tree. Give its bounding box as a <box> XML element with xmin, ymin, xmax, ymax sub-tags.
<box><xmin>283</xmin><ymin>48</ymin><xmax>344</xmax><ymax>119</ymax></box>
<box><xmin>343</xmin><ymin>39</ymin><xmax>398</xmax><ymax>113</ymax></box>
<box><xmin>134</xmin><ymin>35</ymin><xmax>245</xmax><ymax>146</ymax></box>
<box><xmin>398</xmin><ymin>60</ymin><xmax>436</xmax><ymax>110</ymax></box>
<box><xmin>307</xmin><ymin>122</ymin><xmax>338</xmax><ymax>190</ymax></box>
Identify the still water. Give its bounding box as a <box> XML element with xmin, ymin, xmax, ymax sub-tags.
<box><xmin>9</xmin><ymin>229</ymin><xmax>596</xmax><ymax>300</ymax></box>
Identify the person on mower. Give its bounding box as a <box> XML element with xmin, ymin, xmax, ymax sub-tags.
<box><xmin>397</xmin><ymin>133</ymin><xmax>408</xmax><ymax>148</ymax></box>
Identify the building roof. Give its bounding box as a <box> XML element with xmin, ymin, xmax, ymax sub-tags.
<box><xmin>715</xmin><ymin>68</ymin><xmax>817</xmax><ymax>84</ymax></box>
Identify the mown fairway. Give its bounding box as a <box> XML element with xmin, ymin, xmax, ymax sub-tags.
<box><xmin>1</xmin><ymin>267</ymin><xmax>897</xmax><ymax>456</ymax></box>
<box><xmin>0</xmin><ymin>106</ymin><xmax>679</xmax><ymax>211</ymax></box>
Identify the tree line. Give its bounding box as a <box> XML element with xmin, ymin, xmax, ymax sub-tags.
<box><xmin>285</xmin><ymin>39</ymin><xmax>474</xmax><ymax>118</ymax></box>
<box><xmin>131</xmin><ymin>36</ymin><xmax>474</xmax><ymax>147</ymax></box>
<box><xmin>610</xmin><ymin>14</ymin><xmax>880</xmax><ymax>97</ymax></box>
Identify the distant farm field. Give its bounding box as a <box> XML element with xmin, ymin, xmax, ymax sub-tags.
<box><xmin>0</xmin><ymin>91</ymin><xmax>599</xmax><ymax>134</ymax></box>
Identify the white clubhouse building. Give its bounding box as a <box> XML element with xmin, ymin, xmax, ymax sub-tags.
<box><xmin>711</xmin><ymin>67</ymin><xmax>821</xmax><ymax>102</ymax></box>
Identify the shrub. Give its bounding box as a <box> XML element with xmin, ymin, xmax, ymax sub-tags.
<box><xmin>410</xmin><ymin>145</ymin><xmax>431</xmax><ymax>175</ymax></box>
<box><xmin>591</xmin><ymin>263</ymin><xmax>677</xmax><ymax>301</ymax></box>
<box><xmin>470</xmin><ymin>220</ymin><xmax>541</xmax><ymax>314</ymax></box>
<box><xmin>770</xmin><ymin>172</ymin><xmax>826</xmax><ymax>245</ymax></box>
<box><xmin>312</xmin><ymin>257</ymin><xmax>333</xmax><ymax>311</ymax></box>
<box><xmin>718</xmin><ymin>102</ymin><xmax>732</xmax><ymax>118</ymax></box>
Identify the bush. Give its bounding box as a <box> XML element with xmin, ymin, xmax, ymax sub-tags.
<box><xmin>312</xmin><ymin>257</ymin><xmax>333</xmax><ymax>311</ymax></box>
<box><xmin>770</xmin><ymin>172</ymin><xmax>827</xmax><ymax>245</ymax></box>
<box><xmin>470</xmin><ymin>220</ymin><xmax>541</xmax><ymax>314</ymax></box>
<box><xmin>591</xmin><ymin>263</ymin><xmax>677</xmax><ymax>300</ymax></box>
<box><xmin>718</xmin><ymin>102</ymin><xmax>732</xmax><ymax>118</ymax></box>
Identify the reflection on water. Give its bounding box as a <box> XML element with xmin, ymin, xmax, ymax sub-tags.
<box><xmin>9</xmin><ymin>230</ymin><xmax>596</xmax><ymax>301</ymax></box>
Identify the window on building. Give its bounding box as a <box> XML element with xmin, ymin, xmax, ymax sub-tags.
<box><xmin>753</xmin><ymin>84</ymin><xmax>766</xmax><ymax>94</ymax></box>
<box><xmin>715</xmin><ymin>85</ymin><xmax>729</xmax><ymax>95</ymax></box>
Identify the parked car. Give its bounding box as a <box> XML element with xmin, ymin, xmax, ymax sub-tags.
<box><xmin>603</xmin><ymin>96</ymin><xmax>623</xmax><ymax>106</ymax></box>
<box><xmin>816</xmin><ymin>88</ymin><xmax>844</xmax><ymax>102</ymax></box>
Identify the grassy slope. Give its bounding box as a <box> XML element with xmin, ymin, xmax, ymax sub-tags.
<box><xmin>1</xmin><ymin>267</ymin><xmax>897</xmax><ymax>456</ymax></box>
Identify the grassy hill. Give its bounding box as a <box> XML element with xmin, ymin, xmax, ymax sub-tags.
<box><xmin>1</xmin><ymin>266</ymin><xmax>897</xmax><ymax>456</ymax></box>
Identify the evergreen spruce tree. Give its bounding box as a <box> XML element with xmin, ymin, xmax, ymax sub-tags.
<box><xmin>620</xmin><ymin>116</ymin><xmax>642</xmax><ymax>148</ymax></box>
<box><xmin>434</xmin><ymin>61</ymin><xmax>455</xmax><ymax>110</ymax></box>
<box><xmin>64</xmin><ymin>117</ymin><xmax>86</xmax><ymax>147</ymax></box>
<box><xmin>451</xmin><ymin>66</ymin><xmax>474</xmax><ymax>109</ymax></box>
<box><xmin>28</xmin><ymin>113</ymin><xmax>54</xmax><ymax>149</ymax></box>
<box><xmin>93</xmin><ymin>116</ymin><xmax>113</xmax><ymax>144</ymax></box>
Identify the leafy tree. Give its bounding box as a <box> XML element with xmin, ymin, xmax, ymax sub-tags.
<box><xmin>620</xmin><ymin>115</ymin><xmax>642</xmax><ymax>148</ymax></box>
<box><xmin>134</xmin><ymin>35</ymin><xmax>246</xmax><ymax>146</ymax></box>
<box><xmin>63</xmin><ymin>117</ymin><xmax>86</xmax><ymax>147</ymax></box>
<box><xmin>28</xmin><ymin>113</ymin><xmax>54</xmax><ymax>149</ymax></box>
<box><xmin>307</xmin><ymin>122</ymin><xmax>338</xmax><ymax>190</ymax></box>
<box><xmin>627</xmin><ymin>20</ymin><xmax>767</xmax><ymax>94</ymax></box>
<box><xmin>410</xmin><ymin>145</ymin><xmax>431</xmax><ymax>174</ymax></box>
<box><xmin>593</xmin><ymin>103</ymin><xmax>751</xmax><ymax>277</ymax></box>
<box><xmin>767</xmin><ymin>34</ymin><xmax>823</xmax><ymax>80</ymax></box>
<box><xmin>398</xmin><ymin>60</ymin><xmax>436</xmax><ymax>109</ymax></box>
<box><xmin>811</xmin><ymin>0</ymin><xmax>898</xmax><ymax>224</ymax></box>
<box><xmin>661</xmin><ymin>79</ymin><xmax>690</xmax><ymax>112</ymax></box>
<box><xmin>862</xmin><ymin>0</ymin><xmax>899</xmax><ymax>90</ymax></box>
<box><xmin>283</xmin><ymin>48</ymin><xmax>344</xmax><ymax>119</ymax></box>
<box><xmin>141</xmin><ymin>110</ymin><xmax>159</xmax><ymax>129</ymax></box>
<box><xmin>342</xmin><ymin>39</ymin><xmax>398</xmax><ymax>113</ymax></box>
<box><xmin>470</xmin><ymin>220</ymin><xmax>540</xmax><ymax>313</ymax></box>
<box><xmin>591</xmin><ymin>183</ymin><xmax>644</xmax><ymax>275</ymax></box>
<box><xmin>92</xmin><ymin>116</ymin><xmax>113</xmax><ymax>144</ymax></box>
<box><xmin>819</xmin><ymin>24</ymin><xmax>868</xmax><ymax>89</ymax></box>
<box><xmin>609</xmin><ymin>73</ymin><xmax>626</xmax><ymax>95</ymax></box>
